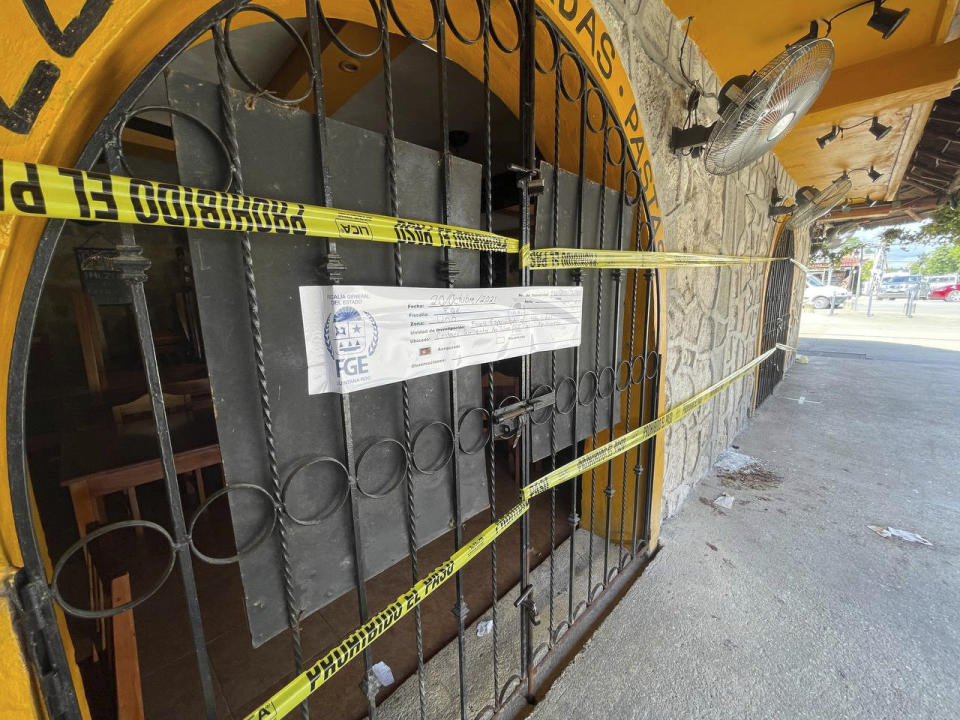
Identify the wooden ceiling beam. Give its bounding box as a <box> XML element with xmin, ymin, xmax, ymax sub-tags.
<box><xmin>822</xmin><ymin>197</ymin><xmax>939</xmax><ymax>221</ymax></box>
<box><xmin>796</xmin><ymin>40</ymin><xmax>960</xmax><ymax>130</ymax></box>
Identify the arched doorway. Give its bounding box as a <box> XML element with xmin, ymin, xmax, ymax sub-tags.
<box><xmin>4</xmin><ymin>2</ymin><xmax>664</xmax><ymax>718</ymax></box>
<box><xmin>754</xmin><ymin>226</ymin><xmax>795</xmax><ymax>409</ymax></box>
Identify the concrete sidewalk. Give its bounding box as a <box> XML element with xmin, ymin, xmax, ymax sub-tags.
<box><xmin>530</xmin><ymin>328</ymin><xmax>960</xmax><ymax>718</ymax></box>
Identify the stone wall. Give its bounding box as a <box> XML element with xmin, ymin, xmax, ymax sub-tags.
<box><xmin>594</xmin><ymin>0</ymin><xmax>809</xmax><ymax>518</ymax></box>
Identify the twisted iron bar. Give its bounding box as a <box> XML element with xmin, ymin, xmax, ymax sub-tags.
<box><xmin>586</xmin><ymin>119</ymin><xmax>608</xmax><ymax>600</ymax></box>
<box><xmin>380</xmin><ymin>5</ymin><xmax>427</xmax><ymax>717</ymax></box>
<box><xmin>212</xmin><ymin>23</ymin><xmax>306</xmax><ymax>719</ymax></box>
<box><xmin>481</xmin><ymin>0</ymin><xmax>502</xmax><ymax>704</ymax></box>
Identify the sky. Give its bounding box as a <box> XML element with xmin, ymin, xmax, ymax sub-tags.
<box><xmin>848</xmin><ymin>221</ymin><xmax>932</xmax><ymax>270</ymax></box>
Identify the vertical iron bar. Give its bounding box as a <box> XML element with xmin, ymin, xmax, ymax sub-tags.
<box><xmin>211</xmin><ymin>27</ymin><xmax>308</xmax><ymax>720</ymax></box>
<box><xmin>546</xmin><ymin>59</ymin><xmax>562</xmax><ymax>643</ymax></box>
<box><xmin>304</xmin><ymin>0</ymin><xmax>334</xmax><ymax>208</ymax></box>
<box><xmin>641</xmin><ymin>354</ymin><xmax>661</xmax><ymax>549</ymax></box>
<box><xmin>435</xmin><ymin>7</ymin><xmax>470</xmax><ymax>719</ymax></box>
<box><xmin>616</xmin><ymin>257</ymin><xmax>640</xmax><ymax>570</ymax></box>
<box><xmin>630</xmin><ymin>265</ymin><xmax>654</xmax><ymax>555</ymax></box>
<box><xmin>640</xmin><ymin>260</ymin><xmax>663</xmax><ymax>551</ymax></box>
<box><xmin>602</xmin><ymin>149</ymin><xmax>628</xmax><ymax>581</ymax></box>
<box><xmin>481</xmin><ymin>0</ymin><xmax>502</xmax><ymax>705</ymax></box>
<box><xmin>518</xmin><ymin>0</ymin><xmax>537</xmax><ymax>691</ymax></box>
<box><xmin>379</xmin><ymin>3</ymin><xmax>426</xmax><ymax>717</ymax></box>
<box><xmin>302</xmin><ymin>11</ymin><xmax>375</xmax><ymax>715</ymax></box>
<box><xmin>104</xmin><ymin>142</ymin><xmax>218</xmax><ymax>720</ymax></box>
<box><xmin>566</xmin><ymin>60</ymin><xmax>588</xmax><ymax>627</ymax></box>
<box><xmin>586</xmin><ymin>122</ymin><xmax>608</xmax><ymax>602</ymax></box>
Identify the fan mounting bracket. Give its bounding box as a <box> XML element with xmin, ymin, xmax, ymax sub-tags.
<box><xmin>669</xmin><ymin>124</ymin><xmax>715</xmax><ymax>155</ymax></box>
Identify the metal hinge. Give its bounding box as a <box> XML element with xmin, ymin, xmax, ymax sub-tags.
<box><xmin>492</xmin><ymin>390</ymin><xmax>555</xmax><ymax>442</ymax></box>
<box><xmin>11</xmin><ymin>570</ymin><xmax>80</xmax><ymax>720</ymax></box>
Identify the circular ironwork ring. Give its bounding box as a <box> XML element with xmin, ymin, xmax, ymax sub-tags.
<box><xmin>386</xmin><ymin>0</ymin><xmax>440</xmax><ymax>43</ymax></box>
<box><xmin>531</xmin><ymin>641</ymin><xmax>550</xmax><ymax>667</ymax></box>
<box><xmin>51</xmin><ymin>520</ymin><xmax>176</xmax><ymax>620</ymax></box>
<box><xmin>529</xmin><ymin>384</ymin><xmax>554</xmax><ymax>425</ymax></box>
<box><xmin>411</xmin><ymin>420</ymin><xmax>456</xmax><ymax>474</ymax></box>
<box><xmin>489</xmin><ymin>0</ymin><xmax>524</xmax><ymax>54</ymax></box>
<box><xmin>616</xmin><ymin>359</ymin><xmax>631</xmax><ymax>392</ymax></box>
<box><xmin>557</xmin><ymin>51</ymin><xmax>585</xmax><ymax>103</ymax></box>
<box><xmin>554</xmin><ymin>375</ymin><xmax>577</xmax><ymax>415</ymax></box>
<box><xmin>498</xmin><ymin>675</ymin><xmax>524</xmax><ymax>707</ymax></box>
<box><xmin>645</xmin><ymin>349</ymin><xmax>660</xmax><ymax>380</ymax></box>
<box><xmin>623</xmin><ymin>167</ymin><xmax>643</xmax><ymax>207</ymax></box>
<box><xmin>597</xmin><ymin>364</ymin><xmax>615</xmax><ymax>400</ymax></box>
<box><xmin>577</xmin><ymin>370</ymin><xmax>599</xmax><ymax>406</ymax></box>
<box><xmin>630</xmin><ymin>354</ymin><xmax>645</xmax><ymax>385</ymax></box>
<box><xmin>188</xmin><ymin>483</ymin><xmax>278</xmax><ymax>565</ymax></box>
<box><xmin>605</xmin><ymin>124</ymin><xmax>626</xmax><ymax>167</ymax></box>
<box><xmin>115</xmin><ymin>106</ymin><xmax>233</xmax><ymax>192</ymax></box>
<box><xmin>446</xmin><ymin>0</ymin><xmax>487</xmax><ymax>45</ymax></box>
<box><xmin>355</xmin><ymin>437</ymin><xmax>409</xmax><ymax>499</ymax></box>
<box><xmin>584</xmin><ymin>85</ymin><xmax>608</xmax><ymax>134</ymax></box>
<box><xmin>533</xmin><ymin>14</ymin><xmax>560</xmax><ymax>74</ymax></box>
<box><xmin>224</xmin><ymin>5</ymin><xmax>314</xmax><ymax>105</ymax></box>
<box><xmin>551</xmin><ymin>621</ymin><xmax>570</xmax><ymax>645</ymax></box>
<box><xmin>639</xmin><ymin>216</ymin><xmax>656</xmax><ymax>250</ymax></box>
<box><xmin>317</xmin><ymin>0</ymin><xmax>384</xmax><ymax>58</ymax></box>
<box><xmin>280</xmin><ymin>455</ymin><xmax>350</xmax><ymax>525</ymax></box>
<box><xmin>458</xmin><ymin>406</ymin><xmax>490</xmax><ymax>455</ymax></box>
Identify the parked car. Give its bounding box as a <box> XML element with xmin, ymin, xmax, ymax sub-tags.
<box><xmin>877</xmin><ymin>274</ymin><xmax>929</xmax><ymax>300</ymax></box>
<box><xmin>804</xmin><ymin>276</ymin><xmax>850</xmax><ymax>309</ymax></box>
<box><xmin>929</xmin><ymin>282</ymin><xmax>960</xmax><ymax>302</ymax></box>
<box><xmin>926</xmin><ymin>273</ymin><xmax>959</xmax><ymax>290</ymax></box>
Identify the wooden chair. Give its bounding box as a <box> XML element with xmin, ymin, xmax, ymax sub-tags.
<box><xmin>111</xmin><ymin>393</ymin><xmax>199</xmax><ymax>524</ymax></box>
<box><xmin>87</xmin><ymin>522</ymin><xmax>145</xmax><ymax>720</ymax></box>
<box><xmin>73</xmin><ymin>290</ymin><xmax>108</xmax><ymax>394</ymax></box>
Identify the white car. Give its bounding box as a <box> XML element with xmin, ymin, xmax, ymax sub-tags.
<box><xmin>804</xmin><ymin>276</ymin><xmax>850</xmax><ymax>309</ymax></box>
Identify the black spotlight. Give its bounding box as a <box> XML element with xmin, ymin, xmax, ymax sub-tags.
<box><xmin>869</xmin><ymin>116</ymin><xmax>892</xmax><ymax>140</ymax></box>
<box><xmin>867</xmin><ymin>164</ymin><xmax>883</xmax><ymax>182</ymax></box>
<box><xmin>867</xmin><ymin>1</ymin><xmax>910</xmax><ymax>39</ymax></box>
<box><xmin>817</xmin><ymin>125</ymin><xmax>840</xmax><ymax>149</ymax></box>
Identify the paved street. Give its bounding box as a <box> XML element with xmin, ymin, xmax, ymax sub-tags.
<box><xmin>530</xmin><ymin>300</ymin><xmax>960</xmax><ymax>719</ymax></box>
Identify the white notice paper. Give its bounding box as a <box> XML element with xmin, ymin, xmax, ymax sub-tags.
<box><xmin>299</xmin><ymin>285</ymin><xmax>583</xmax><ymax>394</ymax></box>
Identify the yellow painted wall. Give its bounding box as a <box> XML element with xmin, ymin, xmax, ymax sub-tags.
<box><xmin>0</xmin><ymin>1</ymin><xmax>666</xmax><ymax>715</ymax></box>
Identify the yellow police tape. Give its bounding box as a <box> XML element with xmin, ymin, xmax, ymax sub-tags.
<box><xmin>243</xmin><ymin>342</ymin><xmax>793</xmax><ymax>720</ymax></box>
<box><xmin>521</xmin><ymin>343</ymin><xmax>791</xmax><ymax>501</ymax></box>
<box><xmin>2</xmin><ymin>159</ymin><xmax>810</xmax><ymax>272</ymax></box>
<box><xmin>0</xmin><ymin>159</ymin><xmax>518</xmax><ymax>253</ymax></box>
<box><xmin>790</xmin><ymin>258</ymin><xmax>810</xmax><ymax>274</ymax></box>
<box><xmin>520</xmin><ymin>246</ymin><xmax>779</xmax><ymax>270</ymax></box>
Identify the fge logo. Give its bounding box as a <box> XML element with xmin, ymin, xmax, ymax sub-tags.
<box><xmin>323</xmin><ymin>306</ymin><xmax>379</xmax><ymax>378</ymax></box>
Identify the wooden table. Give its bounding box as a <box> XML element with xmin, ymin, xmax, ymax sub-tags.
<box><xmin>60</xmin><ymin>411</ymin><xmax>221</xmax><ymax>539</ymax></box>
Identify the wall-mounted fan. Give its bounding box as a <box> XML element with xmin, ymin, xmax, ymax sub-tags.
<box><xmin>768</xmin><ymin>173</ymin><xmax>853</xmax><ymax>229</ymax></box>
<box><xmin>671</xmin><ymin>29</ymin><xmax>835</xmax><ymax>175</ymax></box>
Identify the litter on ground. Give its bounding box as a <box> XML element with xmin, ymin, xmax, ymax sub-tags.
<box><xmin>867</xmin><ymin>525</ymin><xmax>932</xmax><ymax>546</ymax></box>
<box><xmin>713</xmin><ymin>494</ymin><xmax>735</xmax><ymax>510</ymax></box>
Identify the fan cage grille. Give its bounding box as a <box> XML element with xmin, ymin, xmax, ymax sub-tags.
<box><xmin>704</xmin><ymin>38</ymin><xmax>835</xmax><ymax>175</ymax></box>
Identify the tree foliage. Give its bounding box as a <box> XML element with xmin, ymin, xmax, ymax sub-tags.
<box><xmin>917</xmin><ymin>203</ymin><xmax>960</xmax><ymax>247</ymax></box>
<box><xmin>910</xmin><ymin>244</ymin><xmax>960</xmax><ymax>275</ymax></box>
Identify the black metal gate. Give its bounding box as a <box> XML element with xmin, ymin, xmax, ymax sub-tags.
<box><xmin>8</xmin><ymin>3</ymin><xmax>661</xmax><ymax>719</ymax></box>
<box><xmin>755</xmin><ymin>228</ymin><xmax>795</xmax><ymax>409</ymax></box>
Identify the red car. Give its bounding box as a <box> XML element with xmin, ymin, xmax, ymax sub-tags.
<box><xmin>929</xmin><ymin>282</ymin><xmax>960</xmax><ymax>302</ymax></box>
